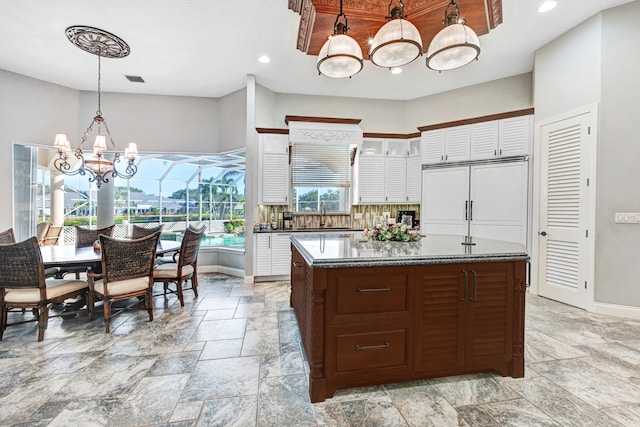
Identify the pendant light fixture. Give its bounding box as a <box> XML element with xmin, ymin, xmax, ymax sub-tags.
<box><xmin>317</xmin><ymin>0</ymin><xmax>364</xmax><ymax>78</ymax></box>
<box><xmin>369</xmin><ymin>0</ymin><xmax>423</xmax><ymax>68</ymax></box>
<box><xmin>53</xmin><ymin>26</ymin><xmax>138</xmax><ymax>188</ymax></box>
<box><xmin>426</xmin><ymin>0</ymin><xmax>480</xmax><ymax>71</ymax></box>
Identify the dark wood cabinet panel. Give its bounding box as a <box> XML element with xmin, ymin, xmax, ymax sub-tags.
<box><xmin>290</xmin><ymin>245</ymin><xmax>526</xmax><ymax>402</ymax></box>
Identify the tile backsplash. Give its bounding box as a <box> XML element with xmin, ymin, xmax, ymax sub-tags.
<box><xmin>258</xmin><ymin>204</ymin><xmax>420</xmax><ymax>230</ymax></box>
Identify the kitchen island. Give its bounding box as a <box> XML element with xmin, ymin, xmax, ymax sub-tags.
<box><xmin>289</xmin><ymin>233</ymin><xmax>529</xmax><ymax>402</ymax></box>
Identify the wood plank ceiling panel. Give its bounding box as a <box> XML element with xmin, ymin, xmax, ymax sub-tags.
<box><xmin>290</xmin><ymin>0</ymin><xmax>502</xmax><ymax>58</ymax></box>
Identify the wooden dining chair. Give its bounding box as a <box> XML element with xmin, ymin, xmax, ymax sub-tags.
<box><xmin>58</xmin><ymin>224</ymin><xmax>116</xmax><ymax>279</ymax></box>
<box><xmin>0</xmin><ymin>237</ymin><xmax>88</xmax><ymax>341</ymax></box>
<box><xmin>36</xmin><ymin>222</ymin><xmax>50</xmax><ymax>244</ymax></box>
<box><xmin>41</xmin><ymin>225</ymin><xmax>63</xmax><ymax>246</ymax></box>
<box><xmin>75</xmin><ymin>224</ymin><xmax>115</xmax><ymax>248</ymax></box>
<box><xmin>131</xmin><ymin>224</ymin><xmax>163</xmax><ymax>239</ymax></box>
<box><xmin>87</xmin><ymin>231</ymin><xmax>160</xmax><ymax>333</ymax></box>
<box><xmin>153</xmin><ymin>225</ymin><xmax>205</xmax><ymax>307</ymax></box>
<box><xmin>0</xmin><ymin>228</ymin><xmax>16</xmax><ymax>244</ymax></box>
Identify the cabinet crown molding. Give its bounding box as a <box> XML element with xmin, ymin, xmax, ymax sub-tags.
<box><xmin>289</xmin><ymin>121</ymin><xmax>363</xmax><ymax>145</ymax></box>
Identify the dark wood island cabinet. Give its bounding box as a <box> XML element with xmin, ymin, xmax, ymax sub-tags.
<box><xmin>289</xmin><ymin>234</ymin><xmax>528</xmax><ymax>402</ymax></box>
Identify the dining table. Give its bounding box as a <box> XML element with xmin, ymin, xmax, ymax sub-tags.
<box><xmin>40</xmin><ymin>239</ymin><xmax>182</xmax><ymax>314</ymax></box>
<box><xmin>40</xmin><ymin>239</ymin><xmax>182</xmax><ymax>272</ymax></box>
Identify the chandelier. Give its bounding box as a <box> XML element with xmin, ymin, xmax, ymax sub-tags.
<box><xmin>369</xmin><ymin>0</ymin><xmax>423</xmax><ymax>68</ymax></box>
<box><xmin>426</xmin><ymin>0</ymin><xmax>480</xmax><ymax>71</ymax></box>
<box><xmin>317</xmin><ymin>0</ymin><xmax>363</xmax><ymax>78</ymax></box>
<box><xmin>53</xmin><ymin>26</ymin><xmax>138</xmax><ymax>188</ymax></box>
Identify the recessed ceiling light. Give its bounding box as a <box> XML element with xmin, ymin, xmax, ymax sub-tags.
<box><xmin>258</xmin><ymin>55</ymin><xmax>270</xmax><ymax>64</ymax></box>
<box><xmin>391</xmin><ymin>67</ymin><xmax>402</xmax><ymax>74</ymax></box>
<box><xmin>538</xmin><ymin>1</ymin><xmax>557</xmax><ymax>13</ymax></box>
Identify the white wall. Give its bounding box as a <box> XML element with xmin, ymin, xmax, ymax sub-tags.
<box><xmin>271</xmin><ymin>93</ymin><xmax>409</xmax><ymax>133</ymax></box>
<box><xmin>533</xmin><ymin>0</ymin><xmax>640</xmax><ymax>308</ymax></box>
<box><xmin>0</xmin><ymin>69</ymin><xmax>79</xmax><ymax>232</ymax></box>
<box><xmin>533</xmin><ymin>17</ymin><xmax>602</xmax><ymax>121</ymax></box>
<box><xmin>595</xmin><ymin>0</ymin><xmax>640</xmax><ymax>305</ymax></box>
<box><xmin>78</xmin><ymin>91</ymin><xmax>219</xmax><ymax>154</ymax></box>
<box><xmin>255</xmin><ymin>84</ymin><xmax>278</xmax><ymax>128</ymax></box>
<box><xmin>218</xmin><ymin>87</ymin><xmax>247</xmax><ymax>153</ymax></box>
<box><xmin>407</xmin><ymin>73</ymin><xmax>533</xmax><ymax>128</ymax></box>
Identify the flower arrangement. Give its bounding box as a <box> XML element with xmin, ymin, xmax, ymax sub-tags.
<box><xmin>363</xmin><ymin>223</ymin><xmax>422</xmax><ymax>242</ymax></box>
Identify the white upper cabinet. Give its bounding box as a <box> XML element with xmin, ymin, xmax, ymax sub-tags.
<box><xmin>470</xmin><ymin>115</ymin><xmax>532</xmax><ymax>160</ymax></box>
<box><xmin>354</xmin><ymin>138</ymin><xmax>420</xmax><ymax>204</ymax></box>
<box><xmin>259</xmin><ymin>133</ymin><xmax>290</xmax><ymax>205</ymax></box>
<box><xmin>470</xmin><ymin>121</ymin><xmax>499</xmax><ymax>160</ymax></box>
<box><xmin>421</xmin><ymin>129</ymin><xmax>445</xmax><ymax>164</ymax></box>
<box><xmin>499</xmin><ymin>115</ymin><xmax>532</xmax><ymax>157</ymax></box>
<box><xmin>421</xmin><ymin>126</ymin><xmax>471</xmax><ymax>164</ymax></box>
<box><xmin>406</xmin><ymin>138</ymin><xmax>421</xmax><ymax>203</ymax></box>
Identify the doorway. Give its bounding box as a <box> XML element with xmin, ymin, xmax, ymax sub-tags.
<box><xmin>534</xmin><ymin>105</ymin><xmax>597</xmax><ymax>309</ymax></box>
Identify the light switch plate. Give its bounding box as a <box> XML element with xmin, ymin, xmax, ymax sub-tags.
<box><xmin>615</xmin><ymin>212</ymin><xmax>640</xmax><ymax>223</ymax></box>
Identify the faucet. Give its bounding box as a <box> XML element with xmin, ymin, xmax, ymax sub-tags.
<box><xmin>320</xmin><ymin>201</ymin><xmax>326</xmax><ymax>228</ymax></box>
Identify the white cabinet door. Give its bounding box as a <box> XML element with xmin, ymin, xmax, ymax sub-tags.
<box><xmin>259</xmin><ymin>134</ymin><xmax>290</xmax><ymax>205</ymax></box>
<box><xmin>255</xmin><ymin>234</ymin><xmax>272</xmax><ymax>276</ymax></box>
<box><xmin>445</xmin><ymin>125</ymin><xmax>471</xmax><ymax>162</ymax></box>
<box><xmin>470</xmin><ymin>121</ymin><xmax>499</xmax><ymax>160</ymax></box>
<box><xmin>421</xmin><ymin>129</ymin><xmax>445</xmax><ymax>164</ymax></box>
<box><xmin>384</xmin><ymin>156</ymin><xmax>407</xmax><ymax>203</ymax></box>
<box><xmin>357</xmin><ymin>156</ymin><xmax>385</xmax><ymax>203</ymax></box>
<box><xmin>470</xmin><ymin>162</ymin><xmax>529</xmax><ymax>246</ymax></box>
<box><xmin>261</xmin><ymin>154</ymin><xmax>289</xmax><ymax>204</ymax></box>
<box><xmin>499</xmin><ymin>116</ymin><xmax>531</xmax><ymax>157</ymax></box>
<box><xmin>421</xmin><ymin>127</ymin><xmax>470</xmax><ymax>164</ymax></box>
<box><xmin>270</xmin><ymin>233</ymin><xmax>292</xmax><ymax>275</ymax></box>
<box><xmin>406</xmin><ymin>155</ymin><xmax>422</xmax><ymax>203</ymax></box>
<box><xmin>421</xmin><ymin>167</ymin><xmax>469</xmax><ymax>236</ymax></box>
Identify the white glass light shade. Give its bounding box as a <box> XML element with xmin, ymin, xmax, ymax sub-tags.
<box><xmin>369</xmin><ymin>19</ymin><xmax>423</xmax><ymax>68</ymax></box>
<box><xmin>317</xmin><ymin>34</ymin><xmax>364</xmax><ymax>78</ymax></box>
<box><xmin>125</xmin><ymin>142</ymin><xmax>138</xmax><ymax>160</ymax></box>
<box><xmin>53</xmin><ymin>133</ymin><xmax>71</xmax><ymax>153</ymax></box>
<box><xmin>93</xmin><ymin>134</ymin><xmax>107</xmax><ymax>155</ymax></box>
<box><xmin>426</xmin><ymin>23</ymin><xmax>480</xmax><ymax>71</ymax></box>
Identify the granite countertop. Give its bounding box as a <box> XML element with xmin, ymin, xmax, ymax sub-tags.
<box><xmin>290</xmin><ymin>233</ymin><xmax>529</xmax><ymax>268</ymax></box>
<box><xmin>253</xmin><ymin>228</ymin><xmax>360</xmax><ymax>234</ymax></box>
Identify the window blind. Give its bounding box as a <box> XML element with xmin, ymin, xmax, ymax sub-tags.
<box><xmin>290</xmin><ymin>143</ymin><xmax>351</xmax><ymax>187</ymax></box>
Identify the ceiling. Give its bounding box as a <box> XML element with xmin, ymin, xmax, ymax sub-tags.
<box><xmin>0</xmin><ymin>0</ymin><xmax>634</xmax><ymax>101</ymax></box>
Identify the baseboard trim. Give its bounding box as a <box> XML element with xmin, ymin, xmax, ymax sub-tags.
<box><xmin>198</xmin><ymin>265</ymin><xmax>244</xmax><ymax>278</ymax></box>
<box><xmin>593</xmin><ymin>302</ymin><xmax>640</xmax><ymax>320</ymax></box>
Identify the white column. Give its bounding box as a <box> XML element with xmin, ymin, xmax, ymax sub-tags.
<box><xmin>97</xmin><ymin>179</ymin><xmax>115</xmax><ymax>228</ymax></box>
<box><xmin>50</xmin><ymin>172</ymin><xmax>65</xmax><ymax>226</ymax></box>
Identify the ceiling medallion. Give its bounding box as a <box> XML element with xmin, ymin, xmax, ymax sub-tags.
<box><xmin>65</xmin><ymin>26</ymin><xmax>131</xmax><ymax>58</ymax></box>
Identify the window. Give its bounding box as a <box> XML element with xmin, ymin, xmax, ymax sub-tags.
<box><xmin>290</xmin><ymin>142</ymin><xmax>351</xmax><ymax>213</ymax></box>
<box><xmin>14</xmin><ymin>144</ymin><xmax>246</xmax><ymax>249</ymax></box>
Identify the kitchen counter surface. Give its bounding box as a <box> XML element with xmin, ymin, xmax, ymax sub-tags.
<box><xmin>253</xmin><ymin>227</ymin><xmax>360</xmax><ymax>234</ymax></box>
<box><xmin>290</xmin><ymin>233</ymin><xmax>528</xmax><ymax>268</ymax></box>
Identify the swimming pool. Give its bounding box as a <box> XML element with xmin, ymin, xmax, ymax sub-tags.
<box><xmin>162</xmin><ymin>232</ymin><xmax>245</xmax><ymax>249</ymax></box>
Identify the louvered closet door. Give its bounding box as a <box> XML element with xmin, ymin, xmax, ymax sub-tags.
<box><xmin>539</xmin><ymin>112</ymin><xmax>591</xmax><ymax>309</ymax></box>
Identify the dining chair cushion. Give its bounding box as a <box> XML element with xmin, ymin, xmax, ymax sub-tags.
<box><xmin>153</xmin><ymin>263</ymin><xmax>194</xmax><ymax>279</ymax></box>
<box><xmin>92</xmin><ymin>276</ymin><xmax>150</xmax><ymax>297</ymax></box>
<box><xmin>4</xmin><ymin>279</ymin><xmax>87</xmax><ymax>303</ymax></box>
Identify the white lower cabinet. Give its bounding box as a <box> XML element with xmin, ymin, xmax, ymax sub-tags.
<box><xmin>255</xmin><ymin>233</ymin><xmax>292</xmax><ymax>277</ymax></box>
<box><xmin>421</xmin><ymin>161</ymin><xmax>529</xmax><ymax>247</ymax></box>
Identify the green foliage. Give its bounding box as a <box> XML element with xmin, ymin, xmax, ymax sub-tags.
<box><xmin>364</xmin><ymin>223</ymin><xmax>422</xmax><ymax>242</ymax></box>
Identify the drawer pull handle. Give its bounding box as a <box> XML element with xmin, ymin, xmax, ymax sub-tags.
<box><xmin>356</xmin><ymin>342</ymin><xmax>390</xmax><ymax>351</ymax></box>
<box><xmin>356</xmin><ymin>287</ymin><xmax>391</xmax><ymax>293</ymax></box>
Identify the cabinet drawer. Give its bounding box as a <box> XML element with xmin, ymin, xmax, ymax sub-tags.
<box><xmin>334</xmin><ymin>270</ymin><xmax>408</xmax><ymax>316</ymax></box>
<box><xmin>334</xmin><ymin>328</ymin><xmax>408</xmax><ymax>373</ymax></box>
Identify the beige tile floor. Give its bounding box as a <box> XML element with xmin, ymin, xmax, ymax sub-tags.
<box><xmin>2</xmin><ymin>273</ymin><xmax>640</xmax><ymax>426</ymax></box>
